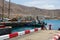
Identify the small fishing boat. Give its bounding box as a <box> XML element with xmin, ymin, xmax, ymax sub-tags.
<box><xmin>0</xmin><ymin>25</ymin><xmax>12</xmax><ymax>36</ymax></box>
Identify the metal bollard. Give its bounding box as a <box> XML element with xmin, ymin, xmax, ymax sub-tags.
<box><xmin>49</xmin><ymin>24</ymin><xmax>52</xmax><ymax>30</ymax></box>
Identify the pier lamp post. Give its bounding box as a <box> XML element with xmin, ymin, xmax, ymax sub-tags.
<box><xmin>2</xmin><ymin>0</ymin><xmax>4</xmax><ymax>22</ymax></box>
<box><xmin>8</xmin><ymin>0</ymin><xmax>11</xmax><ymax>18</ymax></box>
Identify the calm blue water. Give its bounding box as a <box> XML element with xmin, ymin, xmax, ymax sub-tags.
<box><xmin>12</xmin><ymin>20</ymin><xmax>60</xmax><ymax>32</ymax></box>
<box><xmin>12</xmin><ymin>27</ymin><xmax>35</xmax><ymax>32</ymax></box>
<box><xmin>44</xmin><ymin>19</ymin><xmax>60</xmax><ymax>30</ymax></box>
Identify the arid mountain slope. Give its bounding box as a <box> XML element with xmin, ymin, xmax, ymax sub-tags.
<box><xmin>0</xmin><ymin>0</ymin><xmax>60</xmax><ymax>18</ymax></box>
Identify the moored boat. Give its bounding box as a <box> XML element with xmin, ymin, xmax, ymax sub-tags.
<box><xmin>0</xmin><ymin>25</ymin><xmax>12</xmax><ymax>36</ymax></box>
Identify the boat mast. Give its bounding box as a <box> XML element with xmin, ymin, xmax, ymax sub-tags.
<box><xmin>53</xmin><ymin>11</ymin><xmax>55</xmax><ymax>17</ymax></box>
<box><xmin>2</xmin><ymin>0</ymin><xmax>4</xmax><ymax>22</ymax></box>
<box><xmin>8</xmin><ymin>0</ymin><xmax>11</xmax><ymax>18</ymax></box>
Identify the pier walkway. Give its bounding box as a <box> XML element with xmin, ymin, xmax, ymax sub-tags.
<box><xmin>8</xmin><ymin>30</ymin><xmax>60</xmax><ymax>40</ymax></box>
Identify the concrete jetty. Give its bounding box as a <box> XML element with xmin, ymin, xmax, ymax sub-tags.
<box><xmin>8</xmin><ymin>30</ymin><xmax>60</xmax><ymax>40</ymax></box>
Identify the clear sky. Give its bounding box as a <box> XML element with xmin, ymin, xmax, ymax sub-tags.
<box><xmin>6</xmin><ymin>0</ymin><xmax>60</xmax><ymax>9</ymax></box>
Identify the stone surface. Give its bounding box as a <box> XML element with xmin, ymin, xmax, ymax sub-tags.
<box><xmin>8</xmin><ymin>30</ymin><xmax>60</xmax><ymax>40</ymax></box>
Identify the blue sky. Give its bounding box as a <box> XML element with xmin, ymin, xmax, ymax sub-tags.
<box><xmin>6</xmin><ymin>0</ymin><xmax>60</xmax><ymax>9</ymax></box>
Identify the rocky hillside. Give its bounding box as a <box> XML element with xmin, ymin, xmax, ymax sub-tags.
<box><xmin>0</xmin><ymin>0</ymin><xmax>60</xmax><ymax>18</ymax></box>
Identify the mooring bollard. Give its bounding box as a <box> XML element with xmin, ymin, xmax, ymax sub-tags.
<box><xmin>49</xmin><ymin>24</ymin><xmax>52</xmax><ymax>30</ymax></box>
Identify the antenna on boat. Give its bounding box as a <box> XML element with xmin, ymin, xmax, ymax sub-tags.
<box><xmin>2</xmin><ymin>0</ymin><xmax>4</xmax><ymax>22</ymax></box>
<box><xmin>8</xmin><ymin>0</ymin><xmax>11</xmax><ymax>18</ymax></box>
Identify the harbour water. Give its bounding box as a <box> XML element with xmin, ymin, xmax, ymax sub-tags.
<box><xmin>12</xmin><ymin>19</ymin><xmax>60</xmax><ymax>32</ymax></box>
<box><xmin>44</xmin><ymin>19</ymin><xmax>60</xmax><ymax>30</ymax></box>
<box><xmin>12</xmin><ymin>27</ymin><xmax>36</xmax><ymax>32</ymax></box>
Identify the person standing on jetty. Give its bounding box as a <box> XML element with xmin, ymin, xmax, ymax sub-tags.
<box><xmin>40</xmin><ymin>21</ymin><xmax>47</xmax><ymax>30</ymax></box>
<box><xmin>36</xmin><ymin>16</ymin><xmax>47</xmax><ymax>30</ymax></box>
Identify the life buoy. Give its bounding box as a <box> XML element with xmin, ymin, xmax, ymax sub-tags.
<box><xmin>52</xmin><ymin>33</ymin><xmax>60</xmax><ymax>40</ymax></box>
